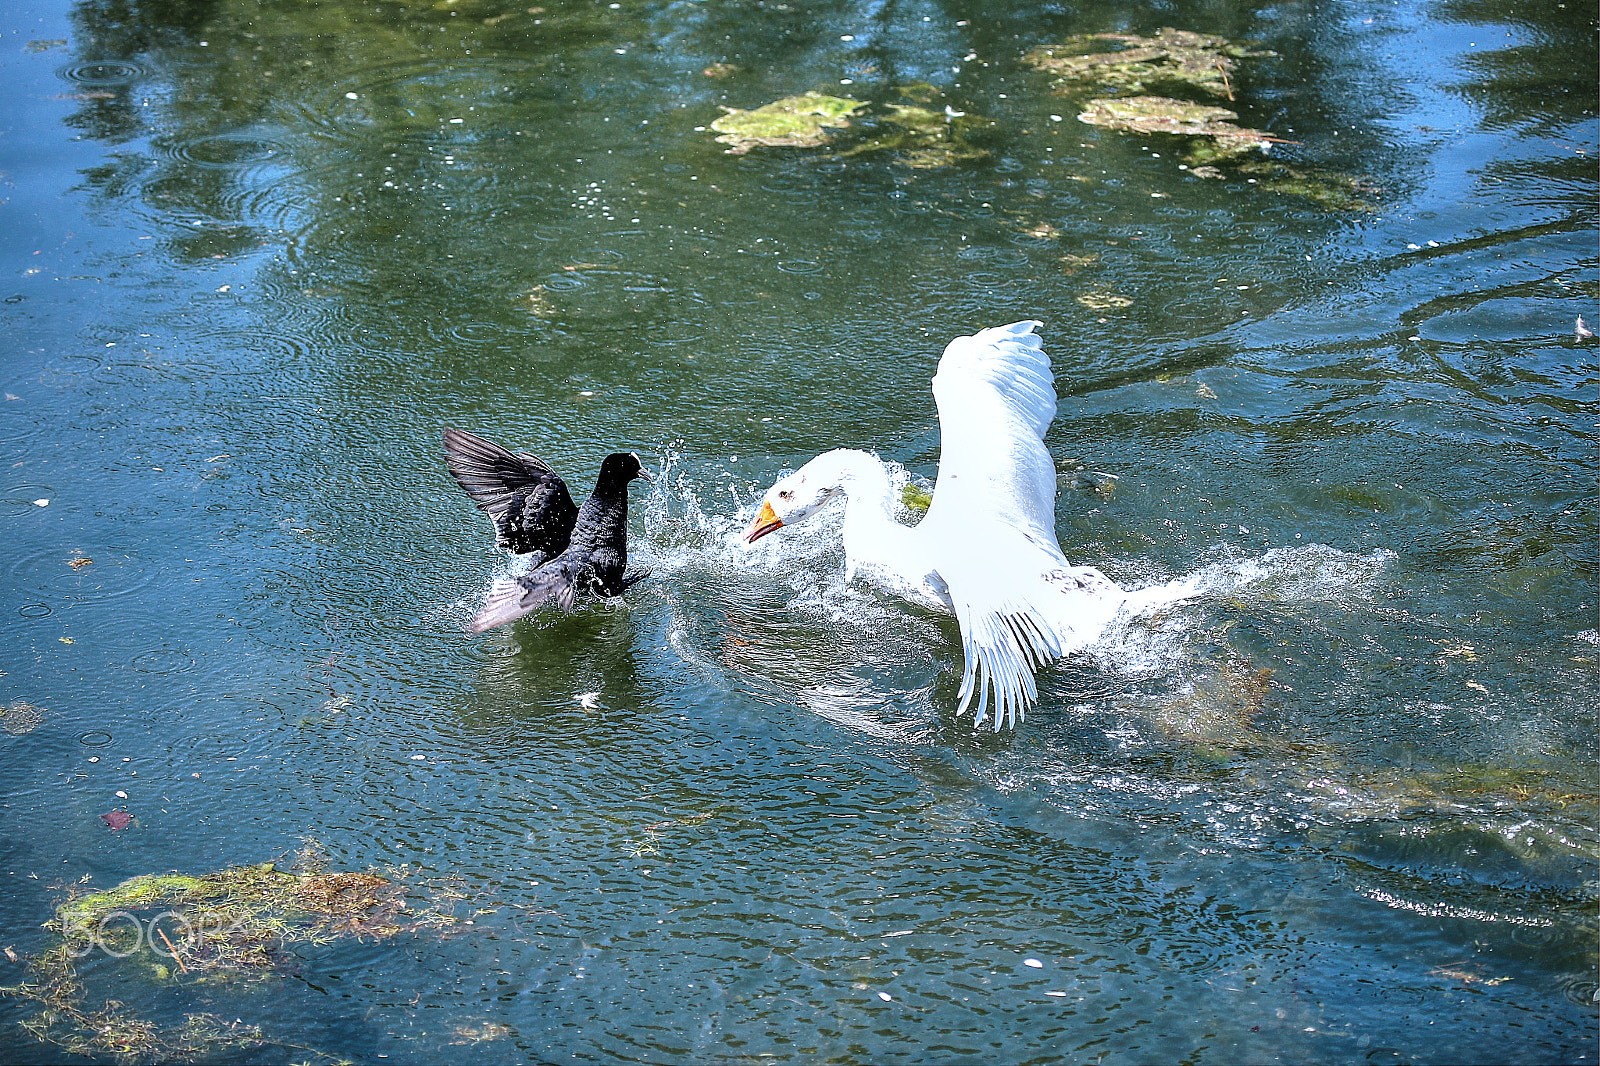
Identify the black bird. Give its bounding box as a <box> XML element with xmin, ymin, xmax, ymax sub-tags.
<box><xmin>443</xmin><ymin>429</ymin><xmax>651</xmax><ymax>632</ymax></box>
<box><xmin>443</xmin><ymin>427</ymin><xmax>579</xmax><ymax>564</ymax></box>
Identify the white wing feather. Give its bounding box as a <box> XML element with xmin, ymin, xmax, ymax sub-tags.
<box><xmin>920</xmin><ymin>321</ymin><xmax>1078</xmax><ymax>730</ymax></box>
<box><xmin>926</xmin><ymin>320</ymin><xmax>1057</xmax><ymax>545</ymax></box>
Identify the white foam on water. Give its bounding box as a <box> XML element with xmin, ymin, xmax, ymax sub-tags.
<box><xmin>1183</xmin><ymin>543</ymin><xmax>1399</xmax><ymax>602</ymax></box>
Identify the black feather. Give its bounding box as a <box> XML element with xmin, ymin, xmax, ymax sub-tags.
<box><xmin>465</xmin><ymin>451</ymin><xmax>650</xmax><ymax>632</ymax></box>
<box><xmin>443</xmin><ymin>427</ymin><xmax>579</xmax><ymax>560</ymax></box>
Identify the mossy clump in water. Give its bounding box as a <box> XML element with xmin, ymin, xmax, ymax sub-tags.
<box><xmin>1029</xmin><ymin>30</ymin><xmax>1377</xmax><ymax>211</ymax></box>
<box><xmin>2</xmin><ymin>850</ymin><xmax>471</xmax><ymax>1063</ymax></box>
<box><xmin>1077</xmin><ymin>96</ymin><xmax>1269</xmax><ymax>157</ymax></box>
<box><xmin>852</xmin><ymin>103</ymin><xmax>996</xmax><ymax>168</ymax></box>
<box><xmin>48</xmin><ymin>861</ymin><xmax>437</xmax><ymax>963</ymax></box>
<box><xmin>710</xmin><ymin>92</ymin><xmax>865</xmax><ymax>153</ymax></box>
<box><xmin>708</xmin><ymin>84</ymin><xmax>993</xmax><ymax>168</ymax></box>
<box><xmin>1024</xmin><ymin>28</ymin><xmax>1272</xmax><ymax>99</ymax></box>
<box><xmin>1076</xmin><ymin>289</ymin><xmax>1135</xmax><ymax>311</ymax></box>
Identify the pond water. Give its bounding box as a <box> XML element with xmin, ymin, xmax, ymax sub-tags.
<box><xmin>0</xmin><ymin>0</ymin><xmax>1594</xmax><ymax>1062</ymax></box>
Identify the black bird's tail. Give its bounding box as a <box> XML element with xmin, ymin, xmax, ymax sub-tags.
<box><xmin>467</xmin><ymin>559</ymin><xmax>586</xmax><ymax>632</ymax></box>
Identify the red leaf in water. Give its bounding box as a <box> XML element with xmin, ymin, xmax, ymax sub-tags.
<box><xmin>101</xmin><ymin>810</ymin><xmax>132</xmax><ymax>831</ymax></box>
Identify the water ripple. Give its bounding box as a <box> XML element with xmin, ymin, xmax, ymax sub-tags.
<box><xmin>36</xmin><ymin>355</ymin><xmax>101</xmax><ymax>388</ymax></box>
<box><xmin>55</xmin><ymin>58</ymin><xmax>148</xmax><ymax>87</ymax></box>
<box><xmin>4</xmin><ymin>545</ymin><xmax>159</xmax><ymax>603</ymax></box>
<box><xmin>277</xmin><ymin>56</ymin><xmax>551</xmax><ymax>142</ymax></box>
<box><xmin>0</xmin><ymin>485</ymin><xmax>55</xmax><ymax>518</ymax></box>
<box><xmin>130</xmin><ymin>645</ymin><xmax>195</xmax><ymax>675</ymax></box>
<box><xmin>157</xmin><ymin>131</ymin><xmax>289</xmax><ymax>170</ymax></box>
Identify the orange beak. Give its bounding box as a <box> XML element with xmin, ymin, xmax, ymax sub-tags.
<box><xmin>744</xmin><ymin>499</ymin><xmax>783</xmax><ymax>543</ymax></box>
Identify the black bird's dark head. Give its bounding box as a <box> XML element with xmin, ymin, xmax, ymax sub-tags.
<box><xmin>599</xmin><ymin>451</ymin><xmax>651</xmax><ymax>486</ymax></box>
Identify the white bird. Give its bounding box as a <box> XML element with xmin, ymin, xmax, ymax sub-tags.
<box><xmin>743</xmin><ymin>320</ymin><xmax>1190</xmax><ymax>731</ymax></box>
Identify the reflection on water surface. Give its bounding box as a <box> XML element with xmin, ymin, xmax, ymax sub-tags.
<box><xmin>0</xmin><ymin>0</ymin><xmax>1594</xmax><ymax>1062</ymax></box>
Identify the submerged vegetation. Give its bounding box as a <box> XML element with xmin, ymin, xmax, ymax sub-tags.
<box><xmin>1024</xmin><ymin>28</ymin><xmax>1272</xmax><ymax>100</ymax></box>
<box><xmin>1</xmin><ymin>700</ymin><xmax>45</xmax><ymax>735</ymax></box>
<box><xmin>841</xmin><ymin>83</ymin><xmax>999</xmax><ymax>168</ymax></box>
<box><xmin>1</xmin><ymin>846</ymin><xmax>475</xmax><ymax>1062</ymax></box>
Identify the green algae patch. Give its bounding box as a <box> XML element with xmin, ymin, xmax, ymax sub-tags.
<box><xmin>710</xmin><ymin>92</ymin><xmax>865</xmax><ymax>153</ymax></box>
<box><xmin>2</xmin><ymin>851</ymin><xmax>474</xmax><ymax>1063</ymax></box>
<box><xmin>708</xmin><ymin>85</ymin><xmax>993</xmax><ymax>168</ymax></box>
<box><xmin>47</xmin><ymin>859</ymin><xmax>464</xmax><ymax>977</ymax></box>
<box><xmin>1025</xmin><ymin>28</ymin><xmax>1272</xmax><ymax>100</ymax></box>
<box><xmin>1027</xmin><ymin>30</ymin><xmax>1378</xmax><ymax>210</ymax></box>
<box><xmin>53</xmin><ymin>872</ymin><xmax>221</xmax><ymax>934</ymax></box>
<box><xmin>1076</xmin><ymin>289</ymin><xmax>1135</xmax><ymax>311</ymax></box>
<box><xmin>1077</xmin><ymin>95</ymin><xmax>1269</xmax><ymax>157</ymax></box>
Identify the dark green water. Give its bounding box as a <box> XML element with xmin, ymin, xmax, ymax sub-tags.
<box><xmin>1</xmin><ymin>0</ymin><xmax>1594</xmax><ymax>1062</ymax></box>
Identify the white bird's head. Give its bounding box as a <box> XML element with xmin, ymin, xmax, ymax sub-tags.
<box><xmin>743</xmin><ymin>455</ymin><xmax>850</xmax><ymax>543</ymax></box>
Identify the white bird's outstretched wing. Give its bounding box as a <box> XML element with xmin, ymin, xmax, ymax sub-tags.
<box><xmin>925</xmin><ymin>320</ymin><xmax>1058</xmax><ymax>546</ymax></box>
<box><xmin>919</xmin><ymin>321</ymin><xmax>1078</xmax><ymax>730</ymax></box>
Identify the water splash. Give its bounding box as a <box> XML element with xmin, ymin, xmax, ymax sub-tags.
<box><xmin>627</xmin><ymin>453</ymin><xmax>1409</xmax><ymax>748</ymax></box>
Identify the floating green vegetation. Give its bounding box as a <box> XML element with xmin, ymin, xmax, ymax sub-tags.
<box><xmin>1076</xmin><ymin>289</ymin><xmax>1135</xmax><ymax>311</ymax></box>
<box><xmin>708</xmin><ymin>85</ymin><xmax>994</xmax><ymax>168</ymax></box>
<box><xmin>1</xmin><ymin>848</ymin><xmax>474</xmax><ymax>1063</ymax></box>
<box><xmin>710</xmin><ymin>92</ymin><xmax>866</xmax><ymax>153</ymax></box>
<box><xmin>1027</xmin><ymin>29</ymin><xmax>1376</xmax><ymax>210</ymax></box>
<box><xmin>1024</xmin><ymin>27</ymin><xmax>1272</xmax><ymax>100</ymax></box>
<box><xmin>1027</xmin><ymin>31</ymin><xmax>1275</xmax><ymax>168</ymax></box>
<box><xmin>1077</xmin><ymin>96</ymin><xmax>1269</xmax><ymax>160</ymax></box>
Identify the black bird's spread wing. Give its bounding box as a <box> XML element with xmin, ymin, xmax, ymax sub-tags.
<box><xmin>443</xmin><ymin>427</ymin><xmax>579</xmax><ymax>558</ymax></box>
